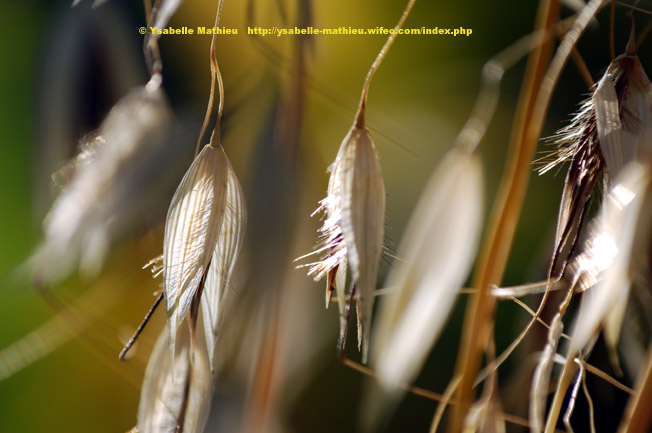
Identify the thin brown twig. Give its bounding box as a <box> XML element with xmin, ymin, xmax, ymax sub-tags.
<box><xmin>354</xmin><ymin>0</ymin><xmax>416</xmax><ymax>128</ymax></box>
<box><xmin>119</xmin><ymin>292</ymin><xmax>164</xmax><ymax>361</ymax></box>
<box><xmin>430</xmin><ymin>375</ymin><xmax>460</xmax><ymax>433</ymax></box>
<box><xmin>570</xmin><ymin>48</ymin><xmax>595</xmax><ymax>88</ymax></box>
<box><xmin>582</xmin><ymin>369</ymin><xmax>597</xmax><ymax>433</ymax></box>
<box><xmin>584</xmin><ymin>363</ymin><xmax>635</xmax><ymax>395</ymax></box>
<box><xmin>341</xmin><ymin>357</ymin><xmax>563</xmax><ymax>432</ymax></box>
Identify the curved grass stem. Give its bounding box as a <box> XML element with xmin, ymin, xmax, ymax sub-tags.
<box><xmin>197</xmin><ymin>0</ymin><xmax>226</xmax><ymax>154</ymax></box>
<box><xmin>354</xmin><ymin>0</ymin><xmax>416</xmax><ymax>127</ymax></box>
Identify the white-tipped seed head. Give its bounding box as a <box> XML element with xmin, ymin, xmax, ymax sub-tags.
<box><xmin>338</xmin><ymin>125</ymin><xmax>386</xmax><ymax>362</ymax></box>
<box><xmin>300</xmin><ymin>124</ymin><xmax>385</xmax><ymax>362</ymax></box>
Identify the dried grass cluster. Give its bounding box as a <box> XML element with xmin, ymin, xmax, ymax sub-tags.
<box><xmin>5</xmin><ymin>0</ymin><xmax>652</xmax><ymax>432</ymax></box>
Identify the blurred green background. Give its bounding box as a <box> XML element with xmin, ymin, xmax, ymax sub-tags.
<box><xmin>0</xmin><ymin>0</ymin><xmax>645</xmax><ymax>432</ymax></box>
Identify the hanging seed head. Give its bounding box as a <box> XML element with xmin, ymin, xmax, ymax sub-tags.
<box><xmin>594</xmin><ymin>34</ymin><xmax>652</xmax><ymax>179</ymax></box>
<box><xmin>569</xmin><ymin>162</ymin><xmax>651</xmax><ymax>356</ymax></box>
<box><xmin>136</xmin><ymin>326</ymin><xmax>212</xmax><ymax>433</ymax></box>
<box><xmin>163</xmin><ymin>143</ymin><xmax>229</xmax><ymax>357</ymax></box>
<box><xmin>299</xmin><ymin>123</ymin><xmax>385</xmax><ymax>363</ymax></box>
<box><xmin>30</xmin><ymin>83</ymin><xmax>173</xmax><ymax>283</ymax></box>
<box><xmin>539</xmin><ymin>31</ymin><xmax>652</xmax><ymax>280</ymax></box>
<box><xmin>547</xmin><ymin>98</ymin><xmax>605</xmax><ymax>279</ymax></box>
<box><xmin>200</xmin><ymin>155</ymin><xmax>246</xmax><ymax>375</ymax></box>
<box><xmin>371</xmin><ymin>149</ymin><xmax>483</xmax><ymax>393</ymax></box>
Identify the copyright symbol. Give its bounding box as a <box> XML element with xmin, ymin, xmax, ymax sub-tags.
<box><xmin>139</xmin><ymin>27</ymin><xmax>146</xmax><ymax>34</ymax></box>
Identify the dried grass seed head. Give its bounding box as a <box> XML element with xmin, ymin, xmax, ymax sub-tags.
<box><xmin>200</xmin><ymin>154</ymin><xmax>246</xmax><ymax>375</ymax></box>
<box><xmin>568</xmin><ymin>161</ymin><xmax>651</xmax><ymax>356</ymax></box>
<box><xmin>299</xmin><ymin>123</ymin><xmax>385</xmax><ymax>363</ymax></box>
<box><xmin>163</xmin><ymin>143</ymin><xmax>229</xmax><ymax>356</ymax></box>
<box><xmin>539</xmin><ymin>34</ymin><xmax>652</xmax><ymax>280</ymax></box>
<box><xmin>370</xmin><ymin>149</ymin><xmax>483</xmax><ymax>393</ymax></box>
<box><xmin>594</xmin><ymin>40</ymin><xmax>652</xmax><ymax>179</ymax></box>
<box><xmin>541</xmin><ymin>88</ymin><xmax>605</xmax><ymax>279</ymax></box>
<box><xmin>137</xmin><ymin>325</ymin><xmax>212</xmax><ymax>433</ymax></box>
<box><xmin>30</xmin><ymin>83</ymin><xmax>173</xmax><ymax>283</ymax></box>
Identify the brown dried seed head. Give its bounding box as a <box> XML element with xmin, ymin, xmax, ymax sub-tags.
<box><xmin>569</xmin><ymin>162</ymin><xmax>650</xmax><ymax>355</ymax></box>
<box><xmin>594</xmin><ymin>47</ymin><xmax>652</xmax><ymax>179</ymax></box>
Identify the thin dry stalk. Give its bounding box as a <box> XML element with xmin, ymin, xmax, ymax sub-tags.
<box><xmin>195</xmin><ymin>0</ymin><xmax>225</xmax><ymax>155</ymax></box>
<box><xmin>450</xmin><ymin>0</ymin><xmax>561</xmax><ymax>428</ymax></box>
<box><xmin>617</xmin><ymin>296</ymin><xmax>652</xmax><ymax>433</ymax></box>
<box><xmin>354</xmin><ymin>0</ymin><xmax>416</xmax><ymax>124</ymax></box>
<box><xmin>452</xmin><ymin>1</ymin><xmax>609</xmax><ymax>430</ymax></box>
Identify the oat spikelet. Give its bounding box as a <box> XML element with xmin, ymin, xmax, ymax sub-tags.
<box><xmin>569</xmin><ymin>162</ymin><xmax>650</xmax><ymax>355</ymax></box>
<box><xmin>298</xmin><ymin>0</ymin><xmax>416</xmax><ymax>363</ymax></box>
<box><xmin>136</xmin><ymin>326</ymin><xmax>212</xmax><ymax>433</ymax></box>
<box><xmin>594</xmin><ymin>35</ymin><xmax>652</xmax><ymax>179</ymax></box>
<box><xmin>371</xmin><ymin>149</ymin><xmax>483</xmax><ymax>392</ymax></box>
<box><xmin>301</xmin><ymin>123</ymin><xmax>385</xmax><ymax>362</ymax></box>
<box><xmin>30</xmin><ymin>82</ymin><xmax>173</xmax><ymax>283</ymax></box>
<box><xmin>201</xmin><ymin>155</ymin><xmax>246</xmax><ymax>374</ymax></box>
<box><xmin>541</xmin><ymin>95</ymin><xmax>604</xmax><ymax>280</ymax></box>
<box><xmin>340</xmin><ymin>125</ymin><xmax>385</xmax><ymax>362</ymax></box>
<box><xmin>541</xmin><ymin>32</ymin><xmax>652</xmax><ymax>281</ymax></box>
<box><xmin>163</xmin><ymin>143</ymin><xmax>228</xmax><ymax>356</ymax></box>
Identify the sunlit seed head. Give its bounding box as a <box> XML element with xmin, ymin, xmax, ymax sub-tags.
<box><xmin>163</xmin><ymin>144</ymin><xmax>228</xmax><ymax>357</ymax></box>
<box><xmin>29</xmin><ymin>85</ymin><xmax>173</xmax><ymax>284</ymax></box>
<box><xmin>296</xmin><ymin>123</ymin><xmax>385</xmax><ymax>362</ymax></box>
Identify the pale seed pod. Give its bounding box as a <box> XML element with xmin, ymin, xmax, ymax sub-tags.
<box><xmin>301</xmin><ymin>123</ymin><xmax>385</xmax><ymax>363</ymax></box>
<box><xmin>136</xmin><ymin>326</ymin><xmax>212</xmax><ymax>433</ymax></box>
<box><xmin>338</xmin><ymin>125</ymin><xmax>386</xmax><ymax>362</ymax></box>
<box><xmin>371</xmin><ymin>149</ymin><xmax>483</xmax><ymax>392</ymax></box>
<box><xmin>30</xmin><ymin>82</ymin><xmax>173</xmax><ymax>283</ymax></box>
<box><xmin>541</xmin><ymin>33</ymin><xmax>652</xmax><ymax>281</ymax></box>
<box><xmin>201</xmin><ymin>155</ymin><xmax>246</xmax><ymax>375</ymax></box>
<box><xmin>163</xmin><ymin>143</ymin><xmax>228</xmax><ymax>357</ymax></box>
<box><xmin>542</xmin><ymin>96</ymin><xmax>604</xmax><ymax>280</ymax></box>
